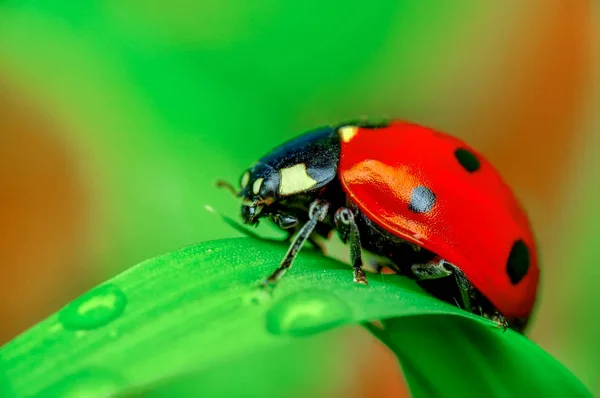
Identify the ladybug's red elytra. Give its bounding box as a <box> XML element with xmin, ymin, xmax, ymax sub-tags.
<box><xmin>220</xmin><ymin>119</ymin><xmax>540</xmax><ymax>333</ymax></box>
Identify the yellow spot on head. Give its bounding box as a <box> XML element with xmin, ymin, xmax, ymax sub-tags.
<box><xmin>339</xmin><ymin>126</ymin><xmax>359</xmax><ymax>143</ymax></box>
<box><xmin>240</xmin><ymin>171</ymin><xmax>250</xmax><ymax>188</ymax></box>
<box><xmin>252</xmin><ymin>178</ymin><xmax>264</xmax><ymax>195</ymax></box>
<box><xmin>279</xmin><ymin>164</ymin><xmax>318</xmax><ymax>195</ymax></box>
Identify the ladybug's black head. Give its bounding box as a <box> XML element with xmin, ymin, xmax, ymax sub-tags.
<box><xmin>219</xmin><ymin>125</ymin><xmax>341</xmax><ymax>227</ymax></box>
<box><xmin>238</xmin><ymin>163</ymin><xmax>281</xmax><ymax>225</ymax></box>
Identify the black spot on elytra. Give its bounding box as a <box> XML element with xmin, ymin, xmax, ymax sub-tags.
<box><xmin>506</xmin><ymin>240</ymin><xmax>530</xmax><ymax>284</ymax></box>
<box><xmin>454</xmin><ymin>148</ymin><xmax>480</xmax><ymax>172</ymax></box>
<box><xmin>409</xmin><ymin>186</ymin><xmax>436</xmax><ymax>213</ymax></box>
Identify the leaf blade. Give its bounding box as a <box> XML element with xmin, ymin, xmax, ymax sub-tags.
<box><xmin>0</xmin><ymin>238</ymin><xmax>591</xmax><ymax>397</ymax></box>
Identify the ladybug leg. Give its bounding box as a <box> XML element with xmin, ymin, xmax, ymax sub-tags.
<box><xmin>491</xmin><ymin>312</ymin><xmax>509</xmax><ymax>332</ymax></box>
<box><xmin>334</xmin><ymin>207</ymin><xmax>368</xmax><ymax>285</ymax></box>
<box><xmin>411</xmin><ymin>259</ymin><xmax>473</xmax><ymax>311</ymax></box>
<box><xmin>410</xmin><ymin>259</ymin><xmax>453</xmax><ymax>280</ymax></box>
<box><xmin>447</xmin><ymin>264</ymin><xmax>474</xmax><ymax>313</ymax></box>
<box><xmin>262</xmin><ymin>200</ymin><xmax>330</xmax><ymax>286</ymax></box>
<box><xmin>277</xmin><ymin>222</ymin><xmax>326</xmax><ymax>255</ymax></box>
<box><xmin>271</xmin><ymin>213</ymin><xmax>300</xmax><ymax>230</ymax></box>
<box><xmin>271</xmin><ymin>214</ymin><xmax>324</xmax><ymax>253</ymax></box>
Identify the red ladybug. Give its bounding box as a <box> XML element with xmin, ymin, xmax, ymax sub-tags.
<box><xmin>220</xmin><ymin>119</ymin><xmax>539</xmax><ymax>332</ymax></box>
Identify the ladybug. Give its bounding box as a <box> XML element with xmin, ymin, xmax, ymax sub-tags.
<box><xmin>219</xmin><ymin>119</ymin><xmax>539</xmax><ymax>332</ymax></box>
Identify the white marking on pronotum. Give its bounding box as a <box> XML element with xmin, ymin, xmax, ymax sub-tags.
<box><xmin>252</xmin><ymin>177</ymin><xmax>264</xmax><ymax>195</ymax></box>
<box><xmin>240</xmin><ymin>171</ymin><xmax>250</xmax><ymax>188</ymax></box>
<box><xmin>278</xmin><ymin>163</ymin><xmax>318</xmax><ymax>195</ymax></box>
<box><xmin>339</xmin><ymin>125</ymin><xmax>359</xmax><ymax>143</ymax></box>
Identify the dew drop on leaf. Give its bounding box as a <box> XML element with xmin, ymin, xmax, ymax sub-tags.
<box><xmin>265</xmin><ymin>290</ymin><xmax>352</xmax><ymax>336</ymax></box>
<box><xmin>58</xmin><ymin>284</ymin><xmax>127</xmax><ymax>331</ymax></box>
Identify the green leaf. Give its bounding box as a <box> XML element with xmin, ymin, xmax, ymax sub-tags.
<box><xmin>0</xmin><ymin>238</ymin><xmax>591</xmax><ymax>397</ymax></box>
<box><xmin>366</xmin><ymin>317</ymin><xmax>590</xmax><ymax>397</ymax></box>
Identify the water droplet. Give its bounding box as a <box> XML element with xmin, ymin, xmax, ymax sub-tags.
<box><xmin>58</xmin><ymin>284</ymin><xmax>127</xmax><ymax>331</ymax></box>
<box><xmin>265</xmin><ymin>290</ymin><xmax>352</xmax><ymax>337</ymax></box>
<box><xmin>38</xmin><ymin>369</ymin><xmax>124</xmax><ymax>398</ymax></box>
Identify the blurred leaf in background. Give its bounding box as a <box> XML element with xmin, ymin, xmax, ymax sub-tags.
<box><xmin>0</xmin><ymin>87</ymin><xmax>88</xmax><ymax>343</ymax></box>
<box><xmin>0</xmin><ymin>0</ymin><xmax>596</xmax><ymax>396</ymax></box>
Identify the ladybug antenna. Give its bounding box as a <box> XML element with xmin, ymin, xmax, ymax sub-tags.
<box><xmin>216</xmin><ymin>179</ymin><xmax>239</xmax><ymax>196</ymax></box>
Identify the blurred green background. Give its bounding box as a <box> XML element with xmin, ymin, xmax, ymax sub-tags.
<box><xmin>0</xmin><ymin>1</ymin><xmax>596</xmax><ymax>396</ymax></box>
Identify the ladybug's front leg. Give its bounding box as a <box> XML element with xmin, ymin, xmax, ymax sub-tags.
<box><xmin>262</xmin><ymin>200</ymin><xmax>330</xmax><ymax>286</ymax></box>
<box><xmin>271</xmin><ymin>213</ymin><xmax>326</xmax><ymax>254</ymax></box>
<box><xmin>334</xmin><ymin>207</ymin><xmax>368</xmax><ymax>284</ymax></box>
